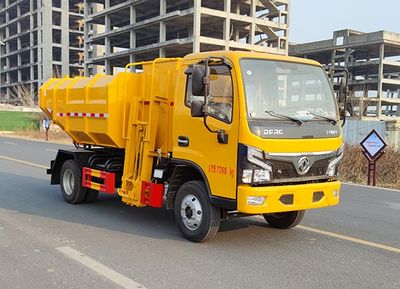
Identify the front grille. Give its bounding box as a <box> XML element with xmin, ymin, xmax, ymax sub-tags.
<box><xmin>237</xmin><ymin>143</ymin><xmax>338</xmax><ymax>186</ymax></box>
<box><xmin>271</xmin><ymin>158</ymin><xmax>330</xmax><ymax>180</ymax></box>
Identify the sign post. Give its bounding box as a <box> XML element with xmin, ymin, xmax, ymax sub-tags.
<box><xmin>360</xmin><ymin>129</ymin><xmax>386</xmax><ymax>186</ymax></box>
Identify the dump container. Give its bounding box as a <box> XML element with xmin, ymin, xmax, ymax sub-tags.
<box><xmin>40</xmin><ymin>73</ymin><xmax>136</xmax><ymax>148</ymax></box>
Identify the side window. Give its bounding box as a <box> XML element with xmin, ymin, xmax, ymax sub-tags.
<box><xmin>185</xmin><ymin>65</ymin><xmax>233</xmax><ymax>123</ymax></box>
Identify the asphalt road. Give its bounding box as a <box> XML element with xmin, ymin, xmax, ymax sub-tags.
<box><xmin>0</xmin><ymin>135</ymin><xmax>399</xmax><ymax>289</ymax></box>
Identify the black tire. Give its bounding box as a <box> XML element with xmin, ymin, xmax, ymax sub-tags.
<box><xmin>84</xmin><ymin>189</ymin><xmax>99</xmax><ymax>203</ymax></box>
<box><xmin>263</xmin><ymin>210</ymin><xmax>305</xmax><ymax>229</ymax></box>
<box><xmin>60</xmin><ymin>159</ymin><xmax>87</xmax><ymax>204</ymax></box>
<box><xmin>174</xmin><ymin>181</ymin><xmax>221</xmax><ymax>242</ymax></box>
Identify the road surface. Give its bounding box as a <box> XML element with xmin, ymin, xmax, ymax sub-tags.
<box><xmin>0</xmin><ymin>136</ymin><xmax>399</xmax><ymax>289</ymax></box>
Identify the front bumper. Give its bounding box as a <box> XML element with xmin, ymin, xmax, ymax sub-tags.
<box><xmin>237</xmin><ymin>181</ymin><xmax>340</xmax><ymax>214</ymax></box>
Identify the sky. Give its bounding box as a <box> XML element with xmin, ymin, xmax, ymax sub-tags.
<box><xmin>290</xmin><ymin>0</ymin><xmax>400</xmax><ymax>43</ymax></box>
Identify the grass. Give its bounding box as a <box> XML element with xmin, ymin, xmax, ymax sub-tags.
<box><xmin>0</xmin><ymin>111</ymin><xmax>41</xmax><ymax>131</ymax></box>
<box><xmin>339</xmin><ymin>144</ymin><xmax>400</xmax><ymax>190</ymax></box>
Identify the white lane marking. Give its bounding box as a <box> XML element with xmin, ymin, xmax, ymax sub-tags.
<box><xmin>297</xmin><ymin>225</ymin><xmax>400</xmax><ymax>254</ymax></box>
<box><xmin>383</xmin><ymin>202</ymin><xmax>400</xmax><ymax>210</ymax></box>
<box><xmin>45</xmin><ymin>149</ymin><xmax>58</xmax><ymax>152</ymax></box>
<box><xmin>0</xmin><ymin>155</ymin><xmax>48</xmax><ymax>169</ymax></box>
<box><xmin>57</xmin><ymin>246</ymin><xmax>147</xmax><ymax>289</ymax></box>
<box><xmin>4</xmin><ymin>141</ymin><xmax>18</xmax><ymax>146</ymax></box>
<box><xmin>343</xmin><ymin>182</ymin><xmax>400</xmax><ymax>193</ymax></box>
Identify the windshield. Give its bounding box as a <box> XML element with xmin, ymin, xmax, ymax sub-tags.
<box><xmin>240</xmin><ymin>59</ymin><xmax>338</xmax><ymax>121</ymax></box>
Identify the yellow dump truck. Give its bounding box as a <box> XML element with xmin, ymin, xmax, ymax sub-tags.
<box><xmin>40</xmin><ymin>51</ymin><xmax>345</xmax><ymax>242</ymax></box>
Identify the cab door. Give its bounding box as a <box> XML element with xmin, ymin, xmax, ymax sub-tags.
<box><xmin>172</xmin><ymin>64</ymin><xmax>239</xmax><ymax>200</ymax></box>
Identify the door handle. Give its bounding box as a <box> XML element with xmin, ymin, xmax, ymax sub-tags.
<box><xmin>178</xmin><ymin>136</ymin><xmax>189</xmax><ymax>147</ymax></box>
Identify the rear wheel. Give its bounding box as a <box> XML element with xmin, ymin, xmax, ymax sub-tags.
<box><xmin>60</xmin><ymin>159</ymin><xmax>87</xmax><ymax>204</ymax></box>
<box><xmin>174</xmin><ymin>181</ymin><xmax>221</xmax><ymax>242</ymax></box>
<box><xmin>263</xmin><ymin>210</ymin><xmax>305</xmax><ymax>229</ymax></box>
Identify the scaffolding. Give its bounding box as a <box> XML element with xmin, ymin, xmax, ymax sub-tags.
<box><xmin>84</xmin><ymin>0</ymin><xmax>290</xmax><ymax>76</ymax></box>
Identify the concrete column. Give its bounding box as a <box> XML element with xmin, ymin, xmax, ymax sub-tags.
<box><xmin>61</xmin><ymin>0</ymin><xmax>70</xmax><ymax>77</ymax></box>
<box><xmin>39</xmin><ymin>0</ymin><xmax>53</xmax><ymax>83</ymax></box>
<box><xmin>17</xmin><ymin>3</ymin><xmax>21</xmax><ymax>17</ymax></box>
<box><xmin>84</xmin><ymin>0</ymin><xmax>90</xmax><ymax>76</ymax></box>
<box><xmin>5</xmin><ymin>41</ymin><xmax>9</xmax><ymax>75</ymax></box>
<box><xmin>232</xmin><ymin>2</ymin><xmax>240</xmax><ymax>42</ymax></box>
<box><xmin>30</xmin><ymin>0</ymin><xmax>34</xmax><ymax>83</ymax></box>
<box><xmin>249</xmin><ymin>0</ymin><xmax>256</xmax><ymax>46</ymax></box>
<box><xmin>17</xmin><ymin>34</ymin><xmax>21</xmax><ymax>82</ymax></box>
<box><xmin>284</xmin><ymin>2</ymin><xmax>290</xmax><ymax>55</ymax></box>
<box><xmin>130</xmin><ymin>5</ymin><xmax>136</xmax><ymax>63</ymax></box>
<box><xmin>105</xmin><ymin>60</ymin><xmax>112</xmax><ymax>75</ymax></box>
<box><xmin>159</xmin><ymin>0</ymin><xmax>166</xmax><ymax>57</ymax></box>
<box><xmin>223</xmin><ymin>0</ymin><xmax>231</xmax><ymax>50</ymax></box>
<box><xmin>193</xmin><ymin>0</ymin><xmax>201</xmax><ymax>53</ymax></box>
<box><xmin>105</xmin><ymin>14</ymin><xmax>111</xmax><ymax>74</ymax></box>
<box><xmin>5</xmin><ymin>20</ymin><xmax>9</xmax><ymax>38</ymax></box>
<box><xmin>17</xmin><ymin>16</ymin><xmax>21</xmax><ymax>34</ymax></box>
<box><xmin>377</xmin><ymin>43</ymin><xmax>385</xmax><ymax>118</ymax></box>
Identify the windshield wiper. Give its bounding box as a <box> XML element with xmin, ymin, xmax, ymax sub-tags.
<box><xmin>306</xmin><ymin>112</ymin><xmax>337</xmax><ymax>125</ymax></box>
<box><xmin>265</xmin><ymin>110</ymin><xmax>303</xmax><ymax>126</ymax></box>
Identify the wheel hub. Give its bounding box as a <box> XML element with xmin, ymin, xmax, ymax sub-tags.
<box><xmin>63</xmin><ymin>169</ymin><xmax>75</xmax><ymax>196</ymax></box>
<box><xmin>180</xmin><ymin>194</ymin><xmax>202</xmax><ymax>231</ymax></box>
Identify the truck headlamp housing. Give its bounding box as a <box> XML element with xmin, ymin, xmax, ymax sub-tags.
<box><xmin>326</xmin><ymin>144</ymin><xmax>344</xmax><ymax>177</ymax></box>
<box><xmin>242</xmin><ymin>169</ymin><xmax>253</xmax><ymax>184</ymax></box>
<box><xmin>247</xmin><ymin>146</ymin><xmax>271</xmax><ymax>170</ymax></box>
<box><xmin>253</xmin><ymin>169</ymin><xmax>271</xmax><ymax>183</ymax></box>
<box><xmin>241</xmin><ymin>146</ymin><xmax>273</xmax><ymax>184</ymax></box>
<box><xmin>242</xmin><ymin>168</ymin><xmax>272</xmax><ymax>184</ymax></box>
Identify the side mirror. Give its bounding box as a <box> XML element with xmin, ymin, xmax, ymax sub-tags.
<box><xmin>339</xmin><ymin>104</ymin><xmax>346</xmax><ymax>122</ymax></box>
<box><xmin>192</xmin><ymin>64</ymin><xmax>210</xmax><ymax>96</ymax></box>
<box><xmin>338</xmin><ymin>76</ymin><xmax>348</xmax><ymax>125</ymax></box>
<box><xmin>339</xmin><ymin>76</ymin><xmax>347</xmax><ymax>103</ymax></box>
<box><xmin>191</xmin><ymin>100</ymin><xmax>204</xmax><ymax>117</ymax></box>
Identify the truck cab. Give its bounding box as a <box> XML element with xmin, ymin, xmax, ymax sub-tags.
<box><xmin>171</xmin><ymin>51</ymin><xmax>343</xmax><ymax>240</ymax></box>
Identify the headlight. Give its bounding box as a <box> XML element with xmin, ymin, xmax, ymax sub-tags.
<box><xmin>327</xmin><ymin>144</ymin><xmax>344</xmax><ymax>176</ymax></box>
<box><xmin>242</xmin><ymin>169</ymin><xmax>253</xmax><ymax>184</ymax></box>
<box><xmin>242</xmin><ymin>169</ymin><xmax>272</xmax><ymax>184</ymax></box>
<box><xmin>253</xmin><ymin>169</ymin><xmax>271</xmax><ymax>182</ymax></box>
<box><xmin>242</xmin><ymin>146</ymin><xmax>273</xmax><ymax>184</ymax></box>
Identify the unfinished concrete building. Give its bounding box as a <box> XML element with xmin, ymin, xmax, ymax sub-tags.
<box><xmin>290</xmin><ymin>29</ymin><xmax>400</xmax><ymax>121</ymax></box>
<box><xmin>0</xmin><ymin>0</ymin><xmax>85</xmax><ymax>103</ymax></box>
<box><xmin>84</xmin><ymin>0</ymin><xmax>290</xmax><ymax>76</ymax></box>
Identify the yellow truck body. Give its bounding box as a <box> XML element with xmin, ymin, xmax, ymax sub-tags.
<box><xmin>40</xmin><ymin>51</ymin><xmax>344</xmax><ymax>242</ymax></box>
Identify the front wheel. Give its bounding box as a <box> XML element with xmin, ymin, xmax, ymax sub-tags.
<box><xmin>174</xmin><ymin>181</ymin><xmax>221</xmax><ymax>242</ymax></box>
<box><xmin>263</xmin><ymin>210</ymin><xmax>305</xmax><ymax>229</ymax></box>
